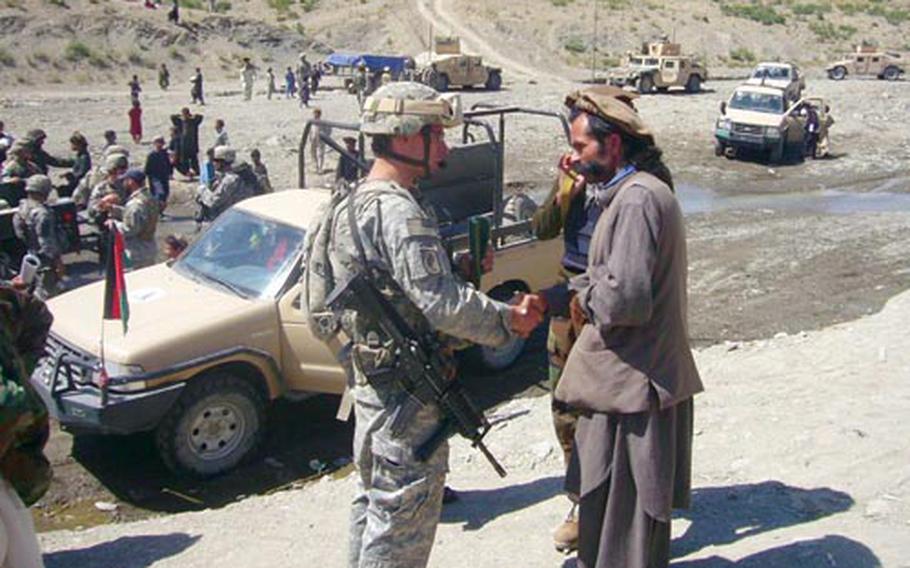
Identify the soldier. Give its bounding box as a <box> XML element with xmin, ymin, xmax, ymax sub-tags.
<box><xmin>87</xmin><ymin>153</ymin><xmax>129</xmax><ymax>227</ymax></box>
<box><xmin>23</xmin><ymin>129</ymin><xmax>74</xmax><ymax>176</ymax></box>
<box><xmin>196</xmin><ymin>146</ymin><xmax>256</xmax><ymax>222</ymax></box>
<box><xmin>108</xmin><ymin>169</ymin><xmax>160</xmax><ymax>270</ymax></box>
<box><xmin>12</xmin><ymin>175</ymin><xmax>64</xmax><ymax>299</ymax></box>
<box><xmin>530</xmin><ymin>86</ymin><xmax>645</xmax><ymax>554</ymax></box>
<box><xmin>159</xmin><ymin>63</ymin><xmax>171</xmax><ymax>90</ymax></box>
<box><xmin>0</xmin><ymin>283</ymin><xmax>54</xmax><ymax>568</ymax></box>
<box><xmin>1</xmin><ymin>141</ymin><xmax>40</xmax><ymax>184</ymax></box>
<box><xmin>303</xmin><ymin>82</ymin><xmax>543</xmax><ymax>568</ymax></box>
<box><xmin>240</xmin><ymin>57</ymin><xmax>258</xmax><ymax>101</ymax></box>
<box><xmin>73</xmin><ymin>145</ymin><xmax>129</xmax><ymax>209</ymax></box>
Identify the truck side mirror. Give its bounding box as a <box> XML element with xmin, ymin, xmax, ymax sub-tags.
<box><xmin>720</xmin><ymin>101</ymin><xmax>727</xmax><ymax>115</ymax></box>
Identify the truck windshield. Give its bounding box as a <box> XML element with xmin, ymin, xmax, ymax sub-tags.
<box><xmin>729</xmin><ymin>90</ymin><xmax>785</xmax><ymax>114</ymax></box>
<box><xmin>174</xmin><ymin>209</ymin><xmax>304</xmax><ymax>299</ymax></box>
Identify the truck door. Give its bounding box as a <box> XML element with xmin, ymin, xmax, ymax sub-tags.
<box><xmin>276</xmin><ymin>282</ymin><xmax>346</xmax><ymax>395</ymax></box>
<box><xmin>661</xmin><ymin>59</ymin><xmax>679</xmax><ymax>85</ymax></box>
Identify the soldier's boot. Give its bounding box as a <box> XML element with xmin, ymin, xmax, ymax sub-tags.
<box><xmin>553</xmin><ymin>503</ymin><xmax>578</xmax><ymax>554</ymax></box>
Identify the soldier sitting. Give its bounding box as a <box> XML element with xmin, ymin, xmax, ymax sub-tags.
<box><xmin>195</xmin><ymin>146</ymin><xmax>257</xmax><ymax>224</ymax></box>
<box><xmin>12</xmin><ymin>175</ymin><xmax>64</xmax><ymax>299</ymax></box>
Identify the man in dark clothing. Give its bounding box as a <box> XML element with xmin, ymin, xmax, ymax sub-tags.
<box><xmin>802</xmin><ymin>103</ymin><xmax>820</xmax><ymax>159</ymax></box>
<box><xmin>190</xmin><ymin>68</ymin><xmax>204</xmax><ymax>105</ymax></box>
<box><xmin>168</xmin><ymin>0</ymin><xmax>179</xmax><ymax>23</ymax></box>
<box><xmin>171</xmin><ymin>108</ymin><xmax>203</xmax><ymax>178</ymax></box>
<box><xmin>23</xmin><ymin>129</ymin><xmax>73</xmax><ymax>176</ymax></box>
<box><xmin>334</xmin><ymin>136</ymin><xmax>360</xmax><ymax>186</ymax></box>
<box><xmin>58</xmin><ymin>131</ymin><xmax>91</xmax><ymax>198</ymax></box>
<box><xmin>145</xmin><ymin>135</ymin><xmax>172</xmax><ymax>213</ymax></box>
<box><xmin>536</xmin><ymin>89</ymin><xmax>701</xmax><ymax>568</ymax></box>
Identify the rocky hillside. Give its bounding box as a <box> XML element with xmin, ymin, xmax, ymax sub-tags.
<box><xmin>0</xmin><ymin>0</ymin><xmax>908</xmax><ymax>86</ymax></box>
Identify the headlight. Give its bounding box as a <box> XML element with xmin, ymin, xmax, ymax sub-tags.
<box><xmin>765</xmin><ymin>126</ymin><xmax>781</xmax><ymax>139</ymax></box>
<box><xmin>92</xmin><ymin>362</ymin><xmax>147</xmax><ymax>392</ymax></box>
<box><xmin>716</xmin><ymin>118</ymin><xmax>732</xmax><ymax>131</ymax></box>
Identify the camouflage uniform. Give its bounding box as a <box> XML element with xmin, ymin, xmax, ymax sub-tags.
<box><xmin>74</xmin><ymin>146</ymin><xmax>130</xmax><ymax>209</ymax></box>
<box><xmin>305</xmin><ymin>83</ymin><xmax>509</xmax><ymax>568</ymax></box>
<box><xmin>112</xmin><ymin>187</ymin><xmax>159</xmax><ymax>269</ymax></box>
<box><xmin>196</xmin><ymin>159</ymin><xmax>256</xmax><ymax>220</ymax></box>
<box><xmin>12</xmin><ymin>177</ymin><xmax>63</xmax><ymax>300</ymax></box>
<box><xmin>87</xmin><ymin>177</ymin><xmax>127</xmax><ymax>224</ymax></box>
<box><xmin>0</xmin><ymin>285</ymin><xmax>53</xmax><ymax>568</ymax></box>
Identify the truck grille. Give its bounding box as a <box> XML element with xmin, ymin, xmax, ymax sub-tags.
<box><xmin>733</xmin><ymin>123</ymin><xmax>764</xmax><ymax>135</ymax></box>
<box><xmin>39</xmin><ymin>333</ymin><xmax>98</xmax><ymax>391</ymax></box>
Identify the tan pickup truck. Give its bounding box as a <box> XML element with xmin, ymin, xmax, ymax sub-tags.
<box><xmin>31</xmin><ymin>107</ymin><xmax>566</xmax><ymax>477</ymax></box>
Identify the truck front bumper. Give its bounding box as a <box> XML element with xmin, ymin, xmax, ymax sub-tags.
<box><xmin>30</xmin><ymin>369</ymin><xmax>185</xmax><ymax>435</ymax></box>
<box><xmin>715</xmin><ymin>129</ymin><xmax>778</xmax><ymax>151</ymax></box>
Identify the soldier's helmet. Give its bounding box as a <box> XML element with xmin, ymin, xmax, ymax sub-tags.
<box><xmin>103</xmin><ymin>153</ymin><xmax>129</xmax><ymax>173</ymax></box>
<box><xmin>213</xmin><ymin>145</ymin><xmax>236</xmax><ymax>163</ymax></box>
<box><xmin>360</xmin><ymin>82</ymin><xmax>462</xmax><ymax>137</ymax></box>
<box><xmin>24</xmin><ymin>129</ymin><xmax>47</xmax><ymax>145</ymax></box>
<box><xmin>103</xmin><ymin>145</ymin><xmax>131</xmax><ymax>158</ymax></box>
<box><xmin>25</xmin><ymin>174</ymin><xmax>52</xmax><ymax>196</ymax></box>
<box><xmin>9</xmin><ymin>140</ymin><xmax>32</xmax><ymax>157</ymax></box>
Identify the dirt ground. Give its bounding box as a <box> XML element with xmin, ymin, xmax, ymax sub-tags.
<box><xmin>2</xmin><ymin>63</ymin><xmax>909</xmax><ymax>562</ymax></box>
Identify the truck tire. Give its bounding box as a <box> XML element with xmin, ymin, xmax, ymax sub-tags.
<box><xmin>485</xmin><ymin>71</ymin><xmax>502</xmax><ymax>91</ymax></box>
<box><xmin>638</xmin><ymin>74</ymin><xmax>654</xmax><ymax>94</ymax></box>
<box><xmin>685</xmin><ymin>75</ymin><xmax>702</xmax><ymax>93</ymax></box>
<box><xmin>714</xmin><ymin>141</ymin><xmax>725</xmax><ymax>157</ymax></box>
<box><xmin>155</xmin><ymin>372</ymin><xmax>266</xmax><ymax>477</ymax></box>
<box><xmin>883</xmin><ymin>66</ymin><xmax>900</xmax><ymax>81</ymax></box>
<box><xmin>829</xmin><ymin>66</ymin><xmax>847</xmax><ymax>81</ymax></box>
<box><xmin>464</xmin><ymin>282</ymin><xmax>529</xmax><ymax>371</ymax></box>
<box><xmin>769</xmin><ymin>138</ymin><xmax>785</xmax><ymax>163</ymax></box>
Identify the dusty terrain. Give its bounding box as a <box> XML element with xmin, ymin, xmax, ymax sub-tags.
<box><xmin>37</xmin><ymin>289</ymin><xmax>910</xmax><ymax>566</ymax></box>
<box><xmin>1</xmin><ymin>0</ymin><xmax>909</xmax><ymax>564</ymax></box>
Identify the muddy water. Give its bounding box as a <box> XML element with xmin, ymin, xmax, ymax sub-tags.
<box><xmin>678</xmin><ymin>181</ymin><xmax>910</xmax><ymax>216</ymax></box>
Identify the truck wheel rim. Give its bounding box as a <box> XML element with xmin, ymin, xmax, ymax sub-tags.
<box><xmin>188</xmin><ymin>401</ymin><xmax>247</xmax><ymax>462</ymax></box>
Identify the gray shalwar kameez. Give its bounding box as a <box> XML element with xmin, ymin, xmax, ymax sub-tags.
<box><xmin>556</xmin><ymin>169</ymin><xmax>703</xmax><ymax>568</ymax></box>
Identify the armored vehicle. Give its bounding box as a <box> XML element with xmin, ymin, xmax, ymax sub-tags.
<box><xmin>32</xmin><ymin>106</ymin><xmax>567</xmax><ymax>477</ymax></box>
<box><xmin>415</xmin><ymin>36</ymin><xmax>503</xmax><ymax>92</ymax></box>
<box><xmin>714</xmin><ymin>85</ymin><xmax>834</xmax><ymax>162</ymax></box>
<box><xmin>746</xmin><ymin>62</ymin><xmax>805</xmax><ymax>102</ymax></box>
<box><xmin>607</xmin><ymin>39</ymin><xmax>708</xmax><ymax>94</ymax></box>
<box><xmin>826</xmin><ymin>44</ymin><xmax>904</xmax><ymax>81</ymax></box>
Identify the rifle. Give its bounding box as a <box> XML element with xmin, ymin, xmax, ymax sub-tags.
<box><xmin>324</xmin><ymin>269</ymin><xmax>507</xmax><ymax>478</ymax></box>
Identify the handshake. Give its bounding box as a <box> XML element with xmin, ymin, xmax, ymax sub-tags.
<box><xmin>506</xmin><ymin>293</ymin><xmax>548</xmax><ymax>338</ymax></box>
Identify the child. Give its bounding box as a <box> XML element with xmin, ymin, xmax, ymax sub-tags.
<box><xmin>128</xmin><ymin>74</ymin><xmax>142</xmax><ymax>104</ymax></box>
<box><xmin>199</xmin><ymin>147</ymin><xmax>216</xmax><ymax>188</ymax></box>
<box><xmin>128</xmin><ymin>100</ymin><xmax>143</xmax><ymax>144</ymax></box>
<box><xmin>285</xmin><ymin>67</ymin><xmax>296</xmax><ymax>99</ymax></box>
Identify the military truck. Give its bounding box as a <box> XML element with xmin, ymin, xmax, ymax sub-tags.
<box><xmin>607</xmin><ymin>39</ymin><xmax>708</xmax><ymax>94</ymax></box>
<box><xmin>826</xmin><ymin>44</ymin><xmax>904</xmax><ymax>81</ymax></box>
<box><xmin>31</xmin><ymin>106</ymin><xmax>567</xmax><ymax>477</ymax></box>
<box><xmin>714</xmin><ymin>84</ymin><xmax>834</xmax><ymax>162</ymax></box>
<box><xmin>415</xmin><ymin>36</ymin><xmax>503</xmax><ymax>92</ymax></box>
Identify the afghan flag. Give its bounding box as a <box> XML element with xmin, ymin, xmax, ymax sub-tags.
<box><xmin>103</xmin><ymin>225</ymin><xmax>130</xmax><ymax>333</ymax></box>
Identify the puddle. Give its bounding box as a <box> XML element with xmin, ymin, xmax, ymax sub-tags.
<box><xmin>677</xmin><ymin>182</ymin><xmax>910</xmax><ymax>216</ymax></box>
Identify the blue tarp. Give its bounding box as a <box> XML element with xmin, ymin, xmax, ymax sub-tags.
<box><xmin>326</xmin><ymin>52</ymin><xmax>409</xmax><ymax>74</ymax></box>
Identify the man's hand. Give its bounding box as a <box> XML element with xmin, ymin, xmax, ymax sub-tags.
<box><xmin>569</xmin><ymin>294</ymin><xmax>588</xmax><ymax>330</ymax></box>
<box><xmin>10</xmin><ymin>276</ymin><xmax>27</xmax><ymax>291</ymax></box>
<box><xmin>508</xmin><ymin>293</ymin><xmax>546</xmax><ymax>338</ymax></box>
<box><xmin>99</xmin><ymin>194</ymin><xmax>120</xmax><ymax>211</ymax></box>
<box><xmin>556</xmin><ymin>154</ymin><xmax>587</xmax><ymax>207</ymax></box>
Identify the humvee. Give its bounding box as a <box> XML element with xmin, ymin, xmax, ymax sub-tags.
<box><xmin>714</xmin><ymin>84</ymin><xmax>834</xmax><ymax>163</ymax></box>
<box><xmin>415</xmin><ymin>36</ymin><xmax>503</xmax><ymax>92</ymax></box>
<box><xmin>607</xmin><ymin>39</ymin><xmax>708</xmax><ymax>94</ymax></box>
<box><xmin>31</xmin><ymin>106</ymin><xmax>567</xmax><ymax>477</ymax></box>
<box><xmin>826</xmin><ymin>44</ymin><xmax>904</xmax><ymax>81</ymax></box>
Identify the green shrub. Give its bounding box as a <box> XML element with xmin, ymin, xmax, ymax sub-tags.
<box><xmin>550</xmin><ymin>0</ymin><xmax>573</xmax><ymax>6</ymax></box>
<box><xmin>721</xmin><ymin>3</ymin><xmax>786</xmax><ymax>26</ymax></box>
<box><xmin>0</xmin><ymin>48</ymin><xmax>15</xmax><ymax>67</ymax></box>
<box><xmin>563</xmin><ymin>36</ymin><xmax>587</xmax><ymax>54</ymax></box>
<box><xmin>214</xmin><ymin>0</ymin><xmax>230</xmax><ymax>11</ymax></box>
<box><xmin>791</xmin><ymin>2</ymin><xmax>829</xmax><ymax>17</ymax></box>
<box><xmin>64</xmin><ymin>41</ymin><xmax>93</xmax><ymax>62</ymax></box>
<box><xmin>181</xmin><ymin>0</ymin><xmax>203</xmax><ymax>9</ymax></box>
<box><xmin>267</xmin><ymin>0</ymin><xmax>292</xmax><ymax>11</ymax></box>
<box><xmin>808</xmin><ymin>21</ymin><xmax>857</xmax><ymax>42</ymax></box>
<box><xmin>300</xmin><ymin>0</ymin><xmax>318</xmax><ymax>12</ymax></box>
<box><xmin>867</xmin><ymin>5</ymin><xmax>910</xmax><ymax>25</ymax></box>
<box><xmin>729</xmin><ymin>47</ymin><xmax>756</xmax><ymax>64</ymax></box>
